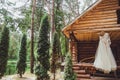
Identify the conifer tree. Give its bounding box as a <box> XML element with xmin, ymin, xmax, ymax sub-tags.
<box><xmin>16</xmin><ymin>34</ymin><xmax>27</xmax><ymax>78</ymax></box>
<box><xmin>64</xmin><ymin>53</ymin><xmax>76</xmax><ymax>80</ymax></box>
<box><xmin>0</xmin><ymin>26</ymin><xmax>9</xmax><ymax>78</ymax></box>
<box><xmin>50</xmin><ymin>32</ymin><xmax>59</xmax><ymax>80</ymax></box>
<box><xmin>35</xmin><ymin>14</ymin><xmax>50</xmax><ymax>80</ymax></box>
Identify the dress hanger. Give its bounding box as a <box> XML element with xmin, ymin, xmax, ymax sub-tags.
<box><xmin>100</xmin><ymin>31</ymin><xmax>105</xmax><ymax>36</ymax></box>
<box><xmin>97</xmin><ymin>31</ymin><xmax>105</xmax><ymax>36</ymax></box>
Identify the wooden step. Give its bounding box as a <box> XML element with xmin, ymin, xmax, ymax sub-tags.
<box><xmin>72</xmin><ymin>66</ymin><xmax>80</xmax><ymax>70</ymax></box>
<box><xmin>77</xmin><ymin>78</ymin><xmax>92</xmax><ymax>80</ymax></box>
<box><xmin>74</xmin><ymin>70</ymin><xmax>86</xmax><ymax>74</ymax></box>
<box><xmin>77</xmin><ymin>74</ymin><xmax>91</xmax><ymax>78</ymax></box>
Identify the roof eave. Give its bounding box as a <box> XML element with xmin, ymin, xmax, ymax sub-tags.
<box><xmin>62</xmin><ymin>0</ymin><xmax>103</xmax><ymax>34</ymax></box>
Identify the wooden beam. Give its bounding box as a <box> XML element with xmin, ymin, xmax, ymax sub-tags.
<box><xmin>73</xmin><ymin>24</ymin><xmax>119</xmax><ymax>28</ymax></box>
<box><xmin>87</xmin><ymin>10</ymin><xmax>116</xmax><ymax>16</ymax></box>
<box><xmin>86</xmin><ymin>13</ymin><xmax>116</xmax><ymax>18</ymax></box>
<box><xmin>78</xmin><ymin>18</ymin><xmax>117</xmax><ymax>24</ymax></box>
<box><xmin>96</xmin><ymin>5</ymin><xmax>118</xmax><ymax>9</ymax></box>
<box><xmin>98</xmin><ymin>1</ymin><xmax>117</xmax><ymax>6</ymax></box>
<box><xmin>73</xmin><ymin>27</ymin><xmax>120</xmax><ymax>33</ymax></box>
<box><xmin>94</xmin><ymin>6</ymin><xmax>120</xmax><ymax>12</ymax></box>
<box><xmin>84</xmin><ymin>15</ymin><xmax>116</xmax><ymax>21</ymax></box>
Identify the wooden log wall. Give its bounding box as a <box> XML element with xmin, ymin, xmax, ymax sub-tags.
<box><xmin>74</xmin><ymin>0</ymin><xmax>119</xmax><ymax>28</ymax></box>
<box><xmin>77</xmin><ymin>41</ymin><xmax>98</xmax><ymax>63</ymax></box>
<box><xmin>77</xmin><ymin>41</ymin><xmax>120</xmax><ymax>66</ymax></box>
<box><xmin>71</xmin><ymin>0</ymin><xmax>120</xmax><ymax>41</ymax></box>
<box><xmin>69</xmin><ymin>40</ymin><xmax>77</xmax><ymax>63</ymax></box>
<box><xmin>69</xmin><ymin>32</ymin><xmax>78</xmax><ymax>63</ymax></box>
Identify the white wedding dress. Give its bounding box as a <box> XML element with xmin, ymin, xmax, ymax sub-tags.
<box><xmin>93</xmin><ymin>33</ymin><xmax>117</xmax><ymax>73</ymax></box>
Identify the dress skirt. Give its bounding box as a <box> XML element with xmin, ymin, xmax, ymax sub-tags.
<box><xmin>93</xmin><ymin>33</ymin><xmax>117</xmax><ymax>73</ymax></box>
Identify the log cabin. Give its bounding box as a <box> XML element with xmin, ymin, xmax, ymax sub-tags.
<box><xmin>62</xmin><ymin>0</ymin><xmax>120</xmax><ymax>80</ymax></box>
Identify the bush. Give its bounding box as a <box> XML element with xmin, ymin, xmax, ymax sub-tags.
<box><xmin>0</xmin><ymin>26</ymin><xmax>9</xmax><ymax>78</ymax></box>
<box><xmin>64</xmin><ymin>53</ymin><xmax>76</xmax><ymax>80</ymax></box>
<box><xmin>35</xmin><ymin>13</ymin><xmax>50</xmax><ymax>80</ymax></box>
<box><xmin>16</xmin><ymin>34</ymin><xmax>27</xmax><ymax>78</ymax></box>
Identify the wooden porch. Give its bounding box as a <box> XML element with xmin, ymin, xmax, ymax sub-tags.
<box><xmin>73</xmin><ymin>63</ymin><xmax>120</xmax><ymax>80</ymax></box>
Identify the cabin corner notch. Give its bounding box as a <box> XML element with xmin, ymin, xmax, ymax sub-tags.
<box><xmin>69</xmin><ymin>31</ymin><xmax>77</xmax><ymax>41</ymax></box>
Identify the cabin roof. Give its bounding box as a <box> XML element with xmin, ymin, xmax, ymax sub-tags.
<box><xmin>62</xmin><ymin>0</ymin><xmax>120</xmax><ymax>41</ymax></box>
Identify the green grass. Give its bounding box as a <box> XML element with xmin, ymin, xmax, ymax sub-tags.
<box><xmin>5</xmin><ymin>60</ymin><xmax>30</xmax><ymax>75</ymax></box>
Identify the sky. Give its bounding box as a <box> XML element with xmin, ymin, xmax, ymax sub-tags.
<box><xmin>8</xmin><ymin>0</ymin><xmax>28</xmax><ymax>8</ymax></box>
<box><xmin>1</xmin><ymin>0</ymin><xmax>30</xmax><ymax>19</ymax></box>
<box><xmin>3</xmin><ymin>0</ymin><xmax>97</xmax><ymax>19</ymax></box>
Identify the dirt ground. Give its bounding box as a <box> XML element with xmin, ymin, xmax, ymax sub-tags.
<box><xmin>1</xmin><ymin>71</ymin><xmax>118</xmax><ymax>80</ymax></box>
<box><xmin>0</xmin><ymin>70</ymin><xmax>64</xmax><ymax>80</ymax></box>
<box><xmin>1</xmin><ymin>73</ymin><xmax>36</xmax><ymax>80</ymax></box>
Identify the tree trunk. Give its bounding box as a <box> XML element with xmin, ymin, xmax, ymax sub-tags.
<box><xmin>51</xmin><ymin>0</ymin><xmax>55</xmax><ymax>41</ymax></box>
<box><xmin>20</xmin><ymin>73</ymin><xmax>22</xmax><ymax>78</ymax></box>
<box><xmin>53</xmin><ymin>66</ymin><xmax>56</xmax><ymax>80</ymax></box>
<box><xmin>30</xmin><ymin>0</ymin><xmax>36</xmax><ymax>73</ymax></box>
<box><xmin>37</xmin><ymin>76</ymin><xmax>41</xmax><ymax>80</ymax></box>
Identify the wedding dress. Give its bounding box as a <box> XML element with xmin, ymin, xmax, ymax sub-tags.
<box><xmin>93</xmin><ymin>33</ymin><xmax>117</xmax><ymax>73</ymax></box>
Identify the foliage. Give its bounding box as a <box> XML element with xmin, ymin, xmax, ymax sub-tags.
<box><xmin>18</xmin><ymin>8</ymin><xmax>31</xmax><ymax>32</ymax></box>
<box><xmin>5</xmin><ymin>62</ymin><xmax>16</xmax><ymax>75</ymax></box>
<box><xmin>16</xmin><ymin>34</ymin><xmax>27</xmax><ymax>78</ymax></box>
<box><xmin>34</xmin><ymin>62</ymin><xmax>49</xmax><ymax>80</ymax></box>
<box><xmin>60</xmin><ymin>35</ymin><xmax>68</xmax><ymax>56</ymax></box>
<box><xmin>64</xmin><ymin>53</ymin><xmax>76</xmax><ymax>80</ymax></box>
<box><xmin>5</xmin><ymin>60</ymin><xmax>30</xmax><ymax>75</ymax></box>
<box><xmin>54</xmin><ymin>0</ymin><xmax>68</xmax><ymax>57</ymax></box>
<box><xmin>50</xmin><ymin>32</ymin><xmax>59</xmax><ymax>80</ymax></box>
<box><xmin>9</xmin><ymin>32</ymin><xmax>21</xmax><ymax>59</ymax></box>
<box><xmin>35</xmin><ymin>13</ymin><xmax>50</xmax><ymax>80</ymax></box>
<box><xmin>0</xmin><ymin>26</ymin><xmax>9</xmax><ymax>78</ymax></box>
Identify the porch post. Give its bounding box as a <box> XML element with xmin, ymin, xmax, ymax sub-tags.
<box><xmin>69</xmin><ymin>32</ymin><xmax>77</xmax><ymax>63</ymax></box>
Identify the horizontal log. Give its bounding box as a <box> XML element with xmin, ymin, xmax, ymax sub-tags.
<box><xmin>79</xmin><ymin>16</ymin><xmax>117</xmax><ymax>21</ymax></box>
<box><xmin>72</xmin><ymin>27</ymin><xmax>120</xmax><ymax>34</ymax></box>
<box><xmin>76</xmin><ymin>22</ymin><xmax>117</xmax><ymax>27</ymax></box>
<box><xmin>74</xmin><ymin>27</ymin><xmax>120</xmax><ymax>33</ymax></box>
<box><xmin>78</xmin><ymin>18</ymin><xmax>117</xmax><ymax>24</ymax></box>
<box><xmin>79</xmin><ymin>16</ymin><xmax>117</xmax><ymax>22</ymax></box>
<box><xmin>96</xmin><ymin>5</ymin><xmax>119</xmax><ymax>9</ymax></box>
<box><xmin>87</xmin><ymin>10</ymin><xmax>116</xmax><ymax>16</ymax></box>
<box><xmin>97</xmin><ymin>1</ymin><xmax>118</xmax><ymax>6</ymax></box>
<box><xmin>85</xmin><ymin>14</ymin><xmax>116</xmax><ymax>18</ymax></box>
<box><xmin>84</xmin><ymin>14</ymin><xmax>116</xmax><ymax>21</ymax></box>
<box><xmin>98</xmin><ymin>3</ymin><xmax>118</xmax><ymax>6</ymax></box>
<box><xmin>100</xmin><ymin>0</ymin><xmax>117</xmax><ymax>3</ymax></box>
<box><xmin>73</xmin><ymin>22</ymin><xmax>117</xmax><ymax>28</ymax></box>
<box><xmin>85</xmin><ymin>14</ymin><xmax>116</xmax><ymax>19</ymax></box>
<box><xmin>93</xmin><ymin>6</ymin><xmax>120</xmax><ymax>12</ymax></box>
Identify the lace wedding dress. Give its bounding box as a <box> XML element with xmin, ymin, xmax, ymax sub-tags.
<box><xmin>93</xmin><ymin>33</ymin><xmax>117</xmax><ymax>73</ymax></box>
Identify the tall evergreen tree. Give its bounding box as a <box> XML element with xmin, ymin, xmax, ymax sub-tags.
<box><xmin>64</xmin><ymin>53</ymin><xmax>76</xmax><ymax>80</ymax></box>
<box><xmin>35</xmin><ymin>13</ymin><xmax>50</xmax><ymax>80</ymax></box>
<box><xmin>16</xmin><ymin>34</ymin><xmax>27</xmax><ymax>78</ymax></box>
<box><xmin>0</xmin><ymin>26</ymin><xmax>9</xmax><ymax>78</ymax></box>
<box><xmin>30</xmin><ymin>0</ymin><xmax>36</xmax><ymax>73</ymax></box>
<box><xmin>50</xmin><ymin>32</ymin><xmax>59</xmax><ymax>80</ymax></box>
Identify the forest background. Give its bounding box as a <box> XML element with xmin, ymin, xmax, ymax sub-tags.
<box><xmin>0</xmin><ymin>0</ymin><xmax>96</xmax><ymax>75</ymax></box>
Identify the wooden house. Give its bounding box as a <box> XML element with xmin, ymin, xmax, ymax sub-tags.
<box><xmin>62</xmin><ymin>0</ymin><xmax>120</xmax><ymax>80</ymax></box>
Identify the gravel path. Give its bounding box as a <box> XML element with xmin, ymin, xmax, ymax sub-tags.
<box><xmin>0</xmin><ymin>71</ymin><xmax>64</xmax><ymax>80</ymax></box>
<box><xmin>1</xmin><ymin>73</ymin><xmax>36</xmax><ymax>80</ymax></box>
